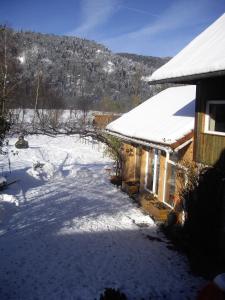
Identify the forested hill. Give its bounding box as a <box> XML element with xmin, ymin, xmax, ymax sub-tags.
<box><xmin>117</xmin><ymin>53</ymin><xmax>170</xmax><ymax>70</ymax></box>
<box><xmin>1</xmin><ymin>27</ymin><xmax>171</xmax><ymax>112</ymax></box>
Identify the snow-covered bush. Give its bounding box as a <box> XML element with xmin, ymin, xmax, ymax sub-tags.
<box><xmin>0</xmin><ymin>176</ymin><xmax>7</xmax><ymax>188</ymax></box>
<box><xmin>33</xmin><ymin>161</ymin><xmax>44</xmax><ymax>170</ymax></box>
<box><xmin>103</xmin><ymin>135</ymin><xmax>122</xmax><ymax>177</ymax></box>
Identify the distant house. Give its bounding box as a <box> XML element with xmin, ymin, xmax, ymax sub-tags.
<box><xmin>93</xmin><ymin>113</ymin><xmax>121</xmax><ymax>129</ymax></box>
<box><xmin>147</xmin><ymin>13</ymin><xmax>225</xmax><ymax>166</ymax></box>
<box><xmin>106</xmin><ymin>86</ymin><xmax>196</xmax><ymax>218</ymax></box>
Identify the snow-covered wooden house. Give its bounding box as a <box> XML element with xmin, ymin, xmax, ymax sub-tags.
<box><xmin>148</xmin><ymin>13</ymin><xmax>225</xmax><ymax>166</ymax></box>
<box><xmin>106</xmin><ymin>85</ymin><xmax>196</xmax><ymax>217</ymax></box>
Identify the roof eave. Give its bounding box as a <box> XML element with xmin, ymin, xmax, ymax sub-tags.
<box><xmin>105</xmin><ymin>129</ymin><xmax>172</xmax><ymax>150</ymax></box>
<box><xmin>148</xmin><ymin>69</ymin><xmax>225</xmax><ymax>85</ymax></box>
<box><xmin>105</xmin><ymin>129</ymin><xmax>194</xmax><ymax>152</ymax></box>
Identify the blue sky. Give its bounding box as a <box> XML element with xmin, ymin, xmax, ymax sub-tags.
<box><xmin>1</xmin><ymin>0</ymin><xmax>225</xmax><ymax>56</ymax></box>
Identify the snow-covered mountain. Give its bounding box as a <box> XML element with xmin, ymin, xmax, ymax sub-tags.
<box><xmin>1</xmin><ymin>26</ymin><xmax>170</xmax><ymax>112</ymax></box>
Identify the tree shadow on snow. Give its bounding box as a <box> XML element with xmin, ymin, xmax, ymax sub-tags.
<box><xmin>0</xmin><ymin>225</ymin><xmax>202</xmax><ymax>300</ymax></box>
<box><xmin>0</xmin><ymin>161</ymin><xmax>204</xmax><ymax>299</ymax></box>
<box><xmin>3</xmin><ymin>167</ymin><xmax>49</xmax><ymax>203</ymax></box>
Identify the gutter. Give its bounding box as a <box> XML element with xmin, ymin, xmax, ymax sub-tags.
<box><xmin>104</xmin><ymin>129</ymin><xmax>173</xmax><ymax>153</ymax></box>
<box><xmin>174</xmin><ymin>138</ymin><xmax>193</xmax><ymax>152</ymax></box>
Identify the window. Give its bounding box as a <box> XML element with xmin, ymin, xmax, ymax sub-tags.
<box><xmin>145</xmin><ymin>149</ymin><xmax>160</xmax><ymax>195</ymax></box>
<box><xmin>146</xmin><ymin>149</ymin><xmax>154</xmax><ymax>191</ymax></box>
<box><xmin>205</xmin><ymin>101</ymin><xmax>225</xmax><ymax>135</ymax></box>
<box><xmin>165</xmin><ymin>162</ymin><xmax>176</xmax><ymax>207</ymax></box>
<box><xmin>154</xmin><ymin>151</ymin><xmax>161</xmax><ymax>194</ymax></box>
<box><xmin>165</xmin><ymin>162</ymin><xmax>186</xmax><ymax>208</ymax></box>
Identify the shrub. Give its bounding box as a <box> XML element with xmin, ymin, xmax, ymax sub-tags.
<box><xmin>99</xmin><ymin>288</ymin><xmax>127</xmax><ymax>300</ymax></box>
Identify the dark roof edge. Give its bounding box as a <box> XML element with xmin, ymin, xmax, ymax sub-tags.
<box><xmin>148</xmin><ymin>69</ymin><xmax>225</xmax><ymax>85</ymax></box>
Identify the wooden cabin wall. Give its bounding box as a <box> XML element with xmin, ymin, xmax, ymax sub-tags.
<box><xmin>177</xmin><ymin>141</ymin><xmax>194</xmax><ymax>162</ymax></box>
<box><xmin>134</xmin><ymin>146</ymin><xmax>142</xmax><ymax>181</ymax></box>
<box><xmin>157</xmin><ymin>152</ymin><xmax>166</xmax><ymax>202</ymax></box>
<box><xmin>194</xmin><ymin>76</ymin><xmax>225</xmax><ymax>165</ymax></box>
<box><xmin>121</xmin><ymin>141</ymin><xmax>191</xmax><ymax>207</ymax></box>
<box><xmin>121</xmin><ymin>143</ymin><xmax>136</xmax><ymax>182</ymax></box>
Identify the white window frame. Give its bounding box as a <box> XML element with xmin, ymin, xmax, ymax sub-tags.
<box><xmin>144</xmin><ymin>149</ymin><xmax>159</xmax><ymax>195</ymax></box>
<box><xmin>204</xmin><ymin>100</ymin><xmax>225</xmax><ymax>136</ymax></box>
<box><xmin>163</xmin><ymin>159</ymin><xmax>188</xmax><ymax>209</ymax></box>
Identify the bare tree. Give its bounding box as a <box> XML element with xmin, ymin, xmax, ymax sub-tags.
<box><xmin>0</xmin><ymin>25</ymin><xmax>18</xmax><ymax>148</ymax></box>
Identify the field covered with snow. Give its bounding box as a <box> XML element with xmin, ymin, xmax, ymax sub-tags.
<box><xmin>0</xmin><ymin>135</ymin><xmax>204</xmax><ymax>299</ymax></box>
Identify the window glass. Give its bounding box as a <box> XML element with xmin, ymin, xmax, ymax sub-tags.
<box><xmin>165</xmin><ymin>163</ymin><xmax>186</xmax><ymax>207</ymax></box>
<box><xmin>165</xmin><ymin>163</ymin><xmax>176</xmax><ymax>207</ymax></box>
<box><xmin>208</xmin><ymin>103</ymin><xmax>225</xmax><ymax>133</ymax></box>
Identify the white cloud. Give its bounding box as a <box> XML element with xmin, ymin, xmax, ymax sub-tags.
<box><xmin>68</xmin><ymin>0</ymin><xmax>119</xmax><ymax>37</ymax></box>
<box><xmin>103</xmin><ymin>0</ymin><xmax>216</xmax><ymax>55</ymax></box>
<box><xmin>120</xmin><ymin>5</ymin><xmax>159</xmax><ymax>18</ymax></box>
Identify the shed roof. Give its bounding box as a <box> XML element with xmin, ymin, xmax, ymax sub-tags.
<box><xmin>106</xmin><ymin>85</ymin><xmax>196</xmax><ymax>146</ymax></box>
<box><xmin>147</xmin><ymin>13</ymin><xmax>225</xmax><ymax>84</ymax></box>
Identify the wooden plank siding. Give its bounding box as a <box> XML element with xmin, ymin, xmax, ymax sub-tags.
<box><xmin>194</xmin><ymin>76</ymin><xmax>225</xmax><ymax>165</ymax></box>
<box><xmin>157</xmin><ymin>153</ymin><xmax>166</xmax><ymax>202</ymax></box>
<box><xmin>121</xmin><ymin>143</ymin><xmax>136</xmax><ymax>182</ymax></box>
<box><xmin>135</xmin><ymin>146</ymin><xmax>142</xmax><ymax>181</ymax></box>
<box><xmin>177</xmin><ymin>140</ymin><xmax>194</xmax><ymax>162</ymax></box>
<box><xmin>121</xmin><ymin>140</ymin><xmax>193</xmax><ymax>196</ymax></box>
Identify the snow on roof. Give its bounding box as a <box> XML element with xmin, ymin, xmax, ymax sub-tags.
<box><xmin>106</xmin><ymin>85</ymin><xmax>196</xmax><ymax>146</ymax></box>
<box><xmin>147</xmin><ymin>14</ymin><xmax>225</xmax><ymax>83</ymax></box>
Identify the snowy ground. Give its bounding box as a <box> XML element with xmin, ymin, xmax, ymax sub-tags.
<box><xmin>0</xmin><ymin>135</ymin><xmax>205</xmax><ymax>300</ymax></box>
